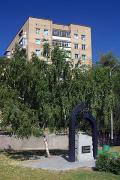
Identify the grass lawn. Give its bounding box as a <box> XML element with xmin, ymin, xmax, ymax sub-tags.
<box><xmin>110</xmin><ymin>146</ymin><xmax>120</xmax><ymax>153</ymax></box>
<box><xmin>0</xmin><ymin>147</ymin><xmax>120</xmax><ymax>180</ymax></box>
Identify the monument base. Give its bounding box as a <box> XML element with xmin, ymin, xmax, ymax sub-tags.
<box><xmin>75</xmin><ymin>132</ymin><xmax>94</xmax><ymax>162</ymax></box>
<box><xmin>21</xmin><ymin>155</ymin><xmax>96</xmax><ymax>171</ymax></box>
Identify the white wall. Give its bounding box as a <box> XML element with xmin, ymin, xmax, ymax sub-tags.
<box><xmin>0</xmin><ymin>134</ymin><xmax>68</xmax><ymax>151</ymax></box>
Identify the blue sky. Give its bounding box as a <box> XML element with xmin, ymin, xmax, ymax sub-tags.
<box><xmin>0</xmin><ymin>0</ymin><xmax>120</xmax><ymax>63</ymax></box>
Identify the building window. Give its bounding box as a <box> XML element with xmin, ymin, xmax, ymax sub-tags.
<box><xmin>81</xmin><ymin>35</ymin><xmax>86</xmax><ymax>41</ymax></box>
<box><xmin>75</xmin><ymin>54</ymin><xmax>79</xmax><ymax>59</ymax></box>
<box><xmin>36</xmin><ymin>28</ymin><xmax>40</xmax><ymax>34</ymax></box>
<box><xmin>44</xmin><ymin>29</ymin><xmax>48</xmax><ymax>36</ymax></box>
<box><xmin>82</xmin><ymin>54</ymin><xmax>86</xmax><ymax>61</ymax></box>
<box><xmin>74</xmin><ymin>44</ymin><xmax>78</xmax><ymax>49</ymax></box>
<box><xmin>64</xmin><ymin>41</ymin><xmax>70</xmax><ymax>47</ymax></box>
<box><xmin>74</xmin><ymin>33</ymin><xmax>78</xmax><ymax>39</ymax></box>
<box><xmin>52</xmin><ymin>29</ymin><xmax>59</xmax><ymax>36</ymax></box>
<box><xmin>82</xmin><ymin>44</ymin><xmax>86</xmax><ymax>50</ymax></box>
<box><xmin>35</xmin><ymin>49</ymin><xmax>41</xmax><ymax>56</ymax></box>
<box><xmin>35</xmin><ymin>39</ymin><xmax>41</xmax><ymax>45</ymax></box>
<box><xmin>52</xmin><ymin>29</ymin><xmax>70</xmax><ymax>38</ymax></box>
<box><xmin>52</xmin><ymin>40</ymin><xmax>70</xmax><ymax>48</ymax></box>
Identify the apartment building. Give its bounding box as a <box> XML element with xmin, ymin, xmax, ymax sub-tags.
<box><xmin>4</xmin><ymin>17</ymin><xmax>92</xmax><ymax>66</ymax></box>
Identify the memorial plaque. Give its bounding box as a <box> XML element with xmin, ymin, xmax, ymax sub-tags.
<box><xmin>82</xmin><ymin>146</ymin><xmax>91</xmax><ymax>153</ymax></box>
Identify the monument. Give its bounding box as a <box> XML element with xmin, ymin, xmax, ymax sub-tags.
<box><xmin>69</xmin><ymin>103</ymin><xmax>98</xmax><ymax>162</ymax></box>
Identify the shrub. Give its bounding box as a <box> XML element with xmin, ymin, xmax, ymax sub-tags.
<box><xmin>96</xmin><ymin>153</ymin><xmax>120</xmax><ymax>175</ymax></box>
<box><xmin>96</xmin><ymin>153</ymin><xmax>110</xmax><ymax>172</ymax></box>
<box><xmin>109</xmin><ymin>158</ymin><xmax>120</xmax><ymax>175</ymax></box>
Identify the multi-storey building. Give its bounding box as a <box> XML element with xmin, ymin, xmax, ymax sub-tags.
<box><xmin>4</xmin><ymin>17</ymin><xmax>92</xmax><ymax>66</ymax></box>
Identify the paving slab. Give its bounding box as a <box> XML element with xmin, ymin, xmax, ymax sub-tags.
<box><xmin>21</xmin><ymin>155</ymin><xmax>96</xmax><ymax>171</ymax></box>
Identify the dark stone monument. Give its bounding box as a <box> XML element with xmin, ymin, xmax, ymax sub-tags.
<box><xmin>69</xmin><ymin>103</ymin><xmax>98</xmax><ymax>162</ymax></box>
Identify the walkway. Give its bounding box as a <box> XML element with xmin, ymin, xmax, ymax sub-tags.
<box><xmin>21</xmin><ymin>155</ymin><xmax>95</xmax><ymax>171</ymax></box>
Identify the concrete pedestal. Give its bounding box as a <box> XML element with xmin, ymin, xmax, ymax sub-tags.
<box><xmin>75</xmin><ymin>132</ymin><xmax>94</xmax><ymax>161</ymax></box>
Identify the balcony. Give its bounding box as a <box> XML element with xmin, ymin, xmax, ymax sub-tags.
<box><xmin>52</xmin><ymin>29</ymin><xmax>71</xmax><ymax>41</ymax></box>
<box><xmin>4</xmin><ymin>51</ymin><xmax>11</xmax><ymax>58</ymax></box>
<box><xmin>18</xmin><ymin>37</ymin><xmax>27</xmax><ymax>49</ymax></box>
<box><xmin>19</xmin><ymin>30</ymin><xmax>27</xmax><ymax>38</ymax></box>
<box><xmin>52</xmin><ymin>36</ymin><xmax>71</xmax><ymax>42</ymax></box>
<box><xmin>52</xmin><ymin>40</ymin><xmax>71</xmax><ymax>50</ymax></box>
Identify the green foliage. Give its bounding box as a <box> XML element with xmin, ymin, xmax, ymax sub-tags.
<box><xmin>42</xmin><ymin>42</ymin><xmax>50</xmax><ymax>60</ymax></box>
<box><xmin>96</xmin><ymin>153</ymin><xmax>120</xmax><ymax>175</ymax></box>
<box><xmin>0</xmin><ymin>46</ymin><xmax>120</xmax><ymax>138</ymax></box>
<box><xmin>99</xmin><ymin>52</ymin><xmax>118</xmax><ymax>67</ymax></box>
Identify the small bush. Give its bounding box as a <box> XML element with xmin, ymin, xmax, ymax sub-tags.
<box><xmin>96</xmin><ymin>153</ymin><xmax>120</xmax><ymax>175</ymax></box>
<box><xmin>109</xmin><ymin>158</ymin><xmax>120</xmax><ymax>175</ymax></box>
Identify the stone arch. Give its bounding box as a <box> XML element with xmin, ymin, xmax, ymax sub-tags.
<box><xmin>69</xmin><ymin>103</ymin><xmax>98</xmax><ymax>162</ymax></box>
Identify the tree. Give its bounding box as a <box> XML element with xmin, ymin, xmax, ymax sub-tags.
<box><xmin>0</xmin><ymin>48</ymin><xmax>120</xmax><ymax>151</ymax></box>
<box><xmin>42</xmin><ymin>42</ymin><xmax>50</xmax><ymax>62</ymax></box>
<box><xmin>99</xmin><ymin>52</ymin><xmax>118</xmax><ymax>67</ymax></box>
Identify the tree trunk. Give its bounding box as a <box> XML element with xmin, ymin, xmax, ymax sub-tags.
<box><xmin>43</xmin><ymin>135</ymin><xmax>50</xmax><ymax>158</ymax></box>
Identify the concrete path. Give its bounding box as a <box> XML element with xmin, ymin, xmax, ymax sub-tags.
<box><xmin>21</xmin><ymin>155</ymin><xmax>95</xmax><ymax>171</ymax></box>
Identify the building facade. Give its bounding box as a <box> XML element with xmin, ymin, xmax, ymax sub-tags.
<box><xmin>5</xmin><ymin>17</ymin><xmax>92</xmax><ymax>66</ymax></box>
